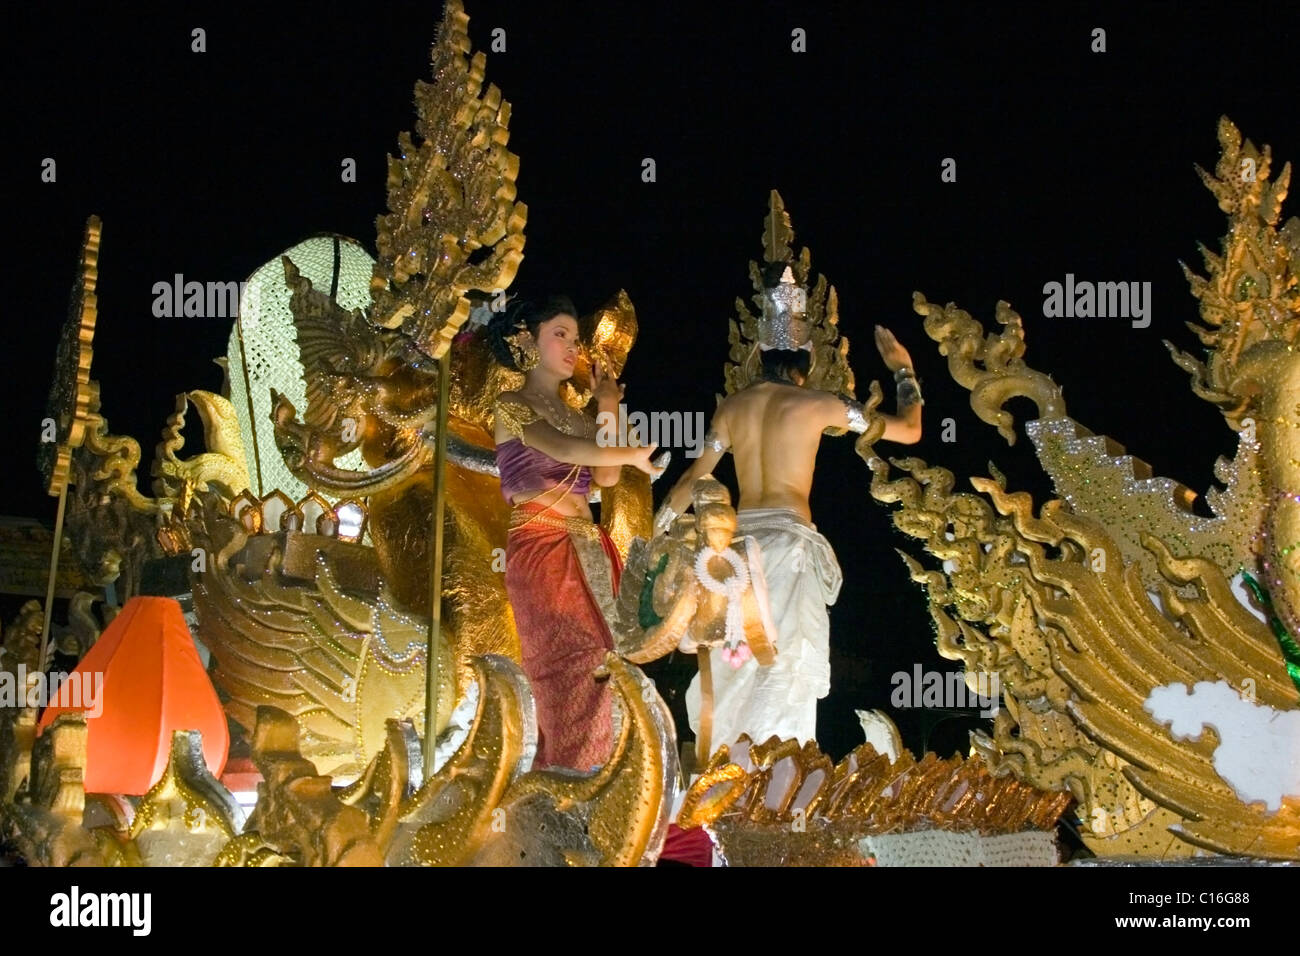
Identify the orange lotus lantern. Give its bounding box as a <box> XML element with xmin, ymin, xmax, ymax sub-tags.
<box><xmin>37</xmin><ymin>596</ymin><xmax>229</xmax><ymax>795</ymax></box>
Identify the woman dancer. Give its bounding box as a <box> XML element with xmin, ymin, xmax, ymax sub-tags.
<box><xmin>486</xmin><ymin>296</ymin><xmax>661</xmax><ymax>770</ymax></box>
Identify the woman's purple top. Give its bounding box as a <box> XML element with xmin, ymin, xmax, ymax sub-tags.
<box><xmin>496</xmin><ymin>439</ymin><xmax>592</xmax><ymax>502</ymax></box>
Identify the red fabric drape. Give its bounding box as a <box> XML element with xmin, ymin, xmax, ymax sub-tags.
<box><xmin>505</xmin><ymin>507</ymin><xmax>621</xmax><ymax>771</ymax></box>
<box><xmin>661</xmin><ymin>824</ymin><xmax>715</xmax><ymax>867</ymax></box>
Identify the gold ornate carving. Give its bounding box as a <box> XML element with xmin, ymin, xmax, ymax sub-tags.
<box><xmin>369</xmin><ymin>0</ymin><xmax>526</xmax><ymax>360</ymax></box>
<box><xmin>130</xmin><ymin>731</ymin><xmax>245</xmax><ymax>867</ymax></box>
<box><xmin>38</xmin><ymin>216</ymin><xmax>100</xmax><ymax>498</ymax></box>
<box><xmin>201</xmin><ymin>654</ymin><xmax>674</xmax><ymax>866</ymax></box>
<box><xmin>220</xmin><ymin>707</ymin><xmax>384</xmax><ymax>866</ymax></box>
<box><xmin>153</xmin><ymin>390</ymin><xmax>252</xmax><ymax>500</ymax></box>
<box><xmin>468</xmin><ymin>654</ymin><xmax>677</xmax><ymax>866</ymax></box>
<box><xmin>868</xmin><ymin>121</ymin><xmax>1300</xmax><ymax>860</ymax></box>
<box><xmin>678</xmin><ymin>734</ymin><xmax>1073</xmax><ymax>866</ymax></box>
<box><xmin>181</xmin><ymin>489</ymin><xmax>455</xmax><ymax>783</ymax></box>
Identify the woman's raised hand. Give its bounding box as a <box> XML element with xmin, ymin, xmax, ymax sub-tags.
<box><xmin>590</xmin><ymin>357</ymin><xmax>625</xmax><ymax>408</ymax></box>
<box><xmin>626</xmin><ymin>443</ymin><xmax>664</xmax><ymax>478</ymax></box>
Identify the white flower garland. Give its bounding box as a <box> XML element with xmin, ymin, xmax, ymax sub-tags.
<box><xmin>694</xmin><ymin>545</ymin><xmax>750</xmax><ymax>666</ymax></box>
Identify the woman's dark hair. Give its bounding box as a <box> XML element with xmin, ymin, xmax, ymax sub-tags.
<box><xmin>482</xmin><ymin>294</ymin><xmax>578</xmax><ymax>371</ymax></box>
<box><xmin>760</xmin><ymin>347</ymin><xmax>811</xmax><ymax>384</ymax></box>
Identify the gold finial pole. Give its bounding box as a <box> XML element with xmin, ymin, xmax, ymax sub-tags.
<box><xmin>422</xmin><ymin>348</ymin><xmax>451</xmax><ymax>779</ymax></box>
<box><xmin>36</xmin><ymin>485</ymin><xmax>69</xmax><ymax>676</ymax></box>
<box><xmin>38</xmin><ymin>215</ymin><xmax>102</xmax><ymax>675</ymax></box>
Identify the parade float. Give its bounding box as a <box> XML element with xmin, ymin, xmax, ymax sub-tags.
<box><xmin>1</xmin><ymin>1</ymin><xmax>1295</xmax><ymax>866</ymax></box>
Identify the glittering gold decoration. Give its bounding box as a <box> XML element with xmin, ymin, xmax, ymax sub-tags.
<box><xmin>383</xmin><ymin>654</ymin><xmax>534</xmax><ymax>865</ymax></box>
<box><xmin>724</xmin><ymin>190</ymin><xmax>855</xmax><ymax>399</ymax></box>
<box><xmin>129</xmin><ymin>730</ymin><xmax>244</xmax><ymax>866</ymax></box>
<box><xmin>469</xmin><ymin>654</ymin><xmax>677</xmax><ymax>866</ymax></box>
<box><xmin>219</xmin><ymin>707</ymin><xmax>384</xmax><ymax>866</ymax></box>
<box><xmin>369</xmin><ymin>0</ymin><xmax>526</xmax><ymax>360</ymax></box>
<box><xmin>38</xmin><ymin>216</ymin><xmax>100</xmax><ymax>498</ymax></box>
<box><xmin>913</xmin><ymin>294</ymin><xmax>1065</xmax><ymax>444</ymax></box>
<box><xmin>2</xmin><ymin>651</ymin><xmax>674</xmax><ymax>866</ymax></box>
<box><xmin>152</xmin><ymin>390</ymin><xmax>252</xmax><ymax>500</ymax></box>
<box><xmin>678</xmin><ymin>734</ymin><xmax>1072</xmax><ymax>866</ymax></box>
<box><xmin>0</xmin><ymin>714</ymin><xmax>128</xmax><ymax>866</ymax></box>
<box><xmin>873</xmin><ymin>120</ymin><xmax>1300</xmax><ymax>860</ymax></box>
<box><xmin>869</xmin><ymin>444</ymin><xmax>1300</xmax><ymax>857</ymax></box>
<box><xmin>179</xmin><ymin>488</ymin><xmax>456</xmax><ymax>783</ymax></box>
<box><xmin>225</xmin><ymin>653</ymin><xmax>675</xmax><ymax>866</ymax></box>
<box><xmin>1168</xmin><ymin>116</ymin><xmax>1299</xmax><ymax>423</ymax></box>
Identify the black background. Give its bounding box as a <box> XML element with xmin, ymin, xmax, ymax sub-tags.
<box><xmin>7</xmin><ymin>1</ymin><xmax>1299</xmax><ymax>762</ymax></box>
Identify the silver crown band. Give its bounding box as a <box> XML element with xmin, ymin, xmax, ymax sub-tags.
<box><xmin>758</xmin><ymin>272</ymin><xmax>812</xmax><ymax>350</ymax></box>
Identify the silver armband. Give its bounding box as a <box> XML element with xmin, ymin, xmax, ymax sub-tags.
<box><xmin>704</xmin><ymin>428</ymin><xmax>728</xmax><ymax>453</ymax></box>
<box><xmin>838</xmin><ymin>394</ymin><xmax>870</xmax><ymax>434</ymax></box>
<box><xmin>895</xmin><ymin>367</ymin><xmax>924</xmax><ymax>407</ymax></box>
<box><xmin>652</xmin><ymin>502</ymin><xmax>678</xmax><ymax>537</ymax></box>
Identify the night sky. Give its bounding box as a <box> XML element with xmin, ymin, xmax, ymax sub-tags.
<box><xmin>9</xmin><ymin>2</ymin><xmax>1299</xmax><ymax>761</ymax></box>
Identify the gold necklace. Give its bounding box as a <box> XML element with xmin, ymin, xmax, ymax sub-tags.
<box><xmin>523</xmin><ymin>388</ymin><xmax>584</xmax><ymax>436</ymax></box>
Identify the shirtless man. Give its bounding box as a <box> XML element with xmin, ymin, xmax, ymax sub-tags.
<box><xmin>654</xmin><ymin>266</ymin><xmax>923</xmax><ymax>749</ymax></box>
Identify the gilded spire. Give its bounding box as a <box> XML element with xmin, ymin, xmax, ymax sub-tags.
<box><xmin>369</xmin><ymin>0</ymin><xmax>527</xmax><ymax>359</ymax></box>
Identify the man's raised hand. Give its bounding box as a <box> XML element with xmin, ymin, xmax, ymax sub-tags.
<box><xmin>874</xmin><ymin>325</ymin><xmax>914</xmax><ymax>372</ymax></box>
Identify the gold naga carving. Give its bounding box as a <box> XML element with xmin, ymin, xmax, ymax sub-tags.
<box><xmin>864</xmin><ymin>118</ymin><xmax>1300</xmax><ymax>860</ymax></box>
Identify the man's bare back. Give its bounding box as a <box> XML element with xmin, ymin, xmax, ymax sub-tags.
<box><xmin>716</xmin><ymin>382</ymin><xmax>844</xmax><ymax>519</ymax></box>
<box><xmin>657</xmin><ymin>325</ymin><xmax>923</xmax><ymax>529</ymax></box>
